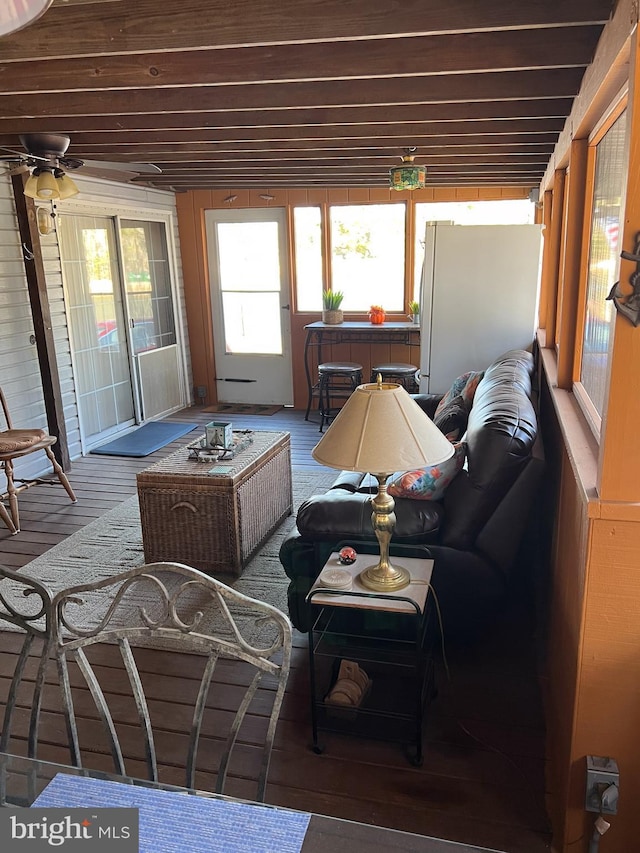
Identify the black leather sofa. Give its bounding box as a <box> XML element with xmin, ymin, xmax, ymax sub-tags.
<box><xmin>279</xmin><ymin>349</ymin><xmax>544</xmax><ymax>636</ymax></box>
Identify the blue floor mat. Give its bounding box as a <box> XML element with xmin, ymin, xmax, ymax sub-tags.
<box><xmin>91</xmin><ymin>421</ymin><xmax>198</xmax><ymax>457</ymax></box>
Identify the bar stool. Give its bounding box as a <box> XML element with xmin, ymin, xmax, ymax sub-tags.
<box><xmin>317</xmin><ymin>362</ymin><xmax>363</xmax><ymax>432</ymax></box>
<box><xmin>370</xmin><ymin>362</ymin><xmax>419</xmax><ymax>392</ymax></box>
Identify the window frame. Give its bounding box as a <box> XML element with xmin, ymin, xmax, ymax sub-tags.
<box><xmin>572</xmin><ymin>95</ymin><xmax>629</xmax><ymax>439</ymax></box>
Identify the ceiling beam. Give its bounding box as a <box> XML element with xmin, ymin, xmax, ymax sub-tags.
<box><xmin>0</xmin><ymin>28</ymin><xmax>602</xmax><ymax>94</ymax></box>
<box><xmin>0</xmin><ymin>0</ymin><xmax>613</xmax><ymax>61</ymax></box>
<box><xmin>0</xmin><ymin>99</ymin><xmax>575</xmax><ymax>135</ymax></box>
<box><xmin>0</xmin><ymin>70</ymin><xmax>587</xmax><ymax>119</ymax></box>
<box><xmin>43</xmin><ymin>119</ymin><xmax>561</xmax><ymax>152</ymax></box>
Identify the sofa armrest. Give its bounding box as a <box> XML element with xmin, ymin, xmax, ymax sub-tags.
<box><xmin>296</xmin><ymin>491</ymin><xmax>443</xmax><ymax>542</ymax></box>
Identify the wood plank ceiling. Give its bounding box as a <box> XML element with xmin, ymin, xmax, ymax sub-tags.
<box><xmin>0</xmin><ymin>0</ymin><xmax>616</xmax><ymax>191</ymax></box>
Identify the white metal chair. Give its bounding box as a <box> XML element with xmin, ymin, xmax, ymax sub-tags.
<box><xmin>0</xmin><ymin>386</ymin><xmax>76</xmax><ymax>534</ymax></box>
<box><xmin>0</xmin><ymin>562</ymin><xmax>292</xmax><ymax>802</ymax></box>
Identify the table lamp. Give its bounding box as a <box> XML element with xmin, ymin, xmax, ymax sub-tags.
<box><xmin>312</xmin><ymin>377</ymin><xmax>454</xmax><ymax>592</ymax></box>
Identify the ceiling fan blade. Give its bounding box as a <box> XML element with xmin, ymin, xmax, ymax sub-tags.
<box><xmin>0</xmin><ymin>146</ymin><xmax>25</xmax><ymax>158</ymax></box>
<box><xmin>0</xmin><ymin>145</ymin><xmax>48</xmax><ymax>163</ymax></box>
<box><xmin>78</xmin><ymin>158</ymin><xmax>162</xmax><ymax>174</ymax></box>
<box><xmin>5</xmin><ymin>164</ymin><xmax>30</xmax><ymax>176</ymax></box>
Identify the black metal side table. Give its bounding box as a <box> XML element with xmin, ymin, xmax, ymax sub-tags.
<box><xmin>306</xmin><ymin>545</ymin><xmax>435</xmax><ymax>766</ymax></box>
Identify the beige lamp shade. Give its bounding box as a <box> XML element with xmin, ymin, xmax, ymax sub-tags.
<box><xmin>0</xmin><ymin>0</ymin><xmax>53</xmax><ymax>37</ymax></box>
<box><xmin>312</xmin><ymin>381</ymin><xmax>454</xmax><ymax>474</ymax></box>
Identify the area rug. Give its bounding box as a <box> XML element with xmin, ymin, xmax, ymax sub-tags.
<box><xmin>91</xmin><ymin>421</ymin><xmax>198</xmax><ymax>457</ymax></box>
<box><xmin>202</xmin><ymin>404</ymin><xmax>282</xmax><ymax>416</ymax></box>
<box><xmin>7</xmin><ymin>467</ymin><xmax>335</xmax><ymax>646</ymax></box>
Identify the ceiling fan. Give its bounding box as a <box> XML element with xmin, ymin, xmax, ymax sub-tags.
<box><xmin>0</xmin><ymin>132</ymin><xmax>162</xmax><ymax>200</ymax></box>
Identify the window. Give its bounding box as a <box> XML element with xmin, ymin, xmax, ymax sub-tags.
<box><xmin>293</xmin><ymin>207</ymin><xmax>323</xmax><ymax>311</ymax></box>
<box><xmin>329</xmin><ymin>204</ymin><xmax>406</xmax><ymax>311</ymax></box>
<box><xmin>578</xmin><ymin>110</ymin><xmax>628</xmax><ymax>424</ymax></box>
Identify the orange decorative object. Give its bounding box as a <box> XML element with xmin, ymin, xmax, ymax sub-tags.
<box><xmin>369</xmin><ymin>305</ymin><xmax>385</xmax><ymax>324</ymax></box>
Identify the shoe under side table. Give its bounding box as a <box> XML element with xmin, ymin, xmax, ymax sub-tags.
<box><xmin>306</xmin><ymin>545</ymin><xmax>435</xmax><ymax>766</ymax></box>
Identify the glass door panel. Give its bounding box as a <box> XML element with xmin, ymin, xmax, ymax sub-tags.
<box><xmin>120</xmin><ymin>219</ymin><xmax>176</xmax><ymax>353</ymax></box>
<box><xmin>59</xmin><ymin>215</ymin><xmax>136</xmax><ymax>448</ymax></box>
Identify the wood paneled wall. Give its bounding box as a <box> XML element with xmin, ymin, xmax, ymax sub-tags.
<box><xmin>175</xmin><ymin>186</ymin><xmax>528</xmax><ymax>409</ymax></box>
<box><xmin>540</xmin><ymin>350</ymin><xmax>640</xmax><ymax>853</ymax></box>
<box><xmin>537</xmin><ymin>7</ymin><xmax>640</xmax><ymax>851</ymax></box>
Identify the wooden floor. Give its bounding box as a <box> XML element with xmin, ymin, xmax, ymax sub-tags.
<box><xmin>0</xmin><ymin>407</ymin><xmax>552</xmax><ymax>852</ymax></box>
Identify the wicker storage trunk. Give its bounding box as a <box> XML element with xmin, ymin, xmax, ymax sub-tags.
<box><xmin>136</xmin><ymin>431</ymin><xmax>292</xmax><ymax>576</ymax></box>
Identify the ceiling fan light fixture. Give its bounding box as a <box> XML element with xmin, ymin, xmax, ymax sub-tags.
<box><xmin>35</xmin><ymin>168</ymin><xmax>59</xmax><ymax>199</ymax></box>
<box><xmin>23</xmin><ymin>172</ymin><xmax>40</xmax><ymax>199</ymax></box>
<box><xmin>55</xmin><ymin>171</ymin><xmax>79</xmax><ymax>200</ymax></box>
<box><xmin>0</xmin><ymin>0</ymin><xmax>53</xmax><ymax>37</ymax></box>
<box><xmin>389</xmin><ymin>148</ymin><xmax>426</xmax><ymax>192</ymax></box>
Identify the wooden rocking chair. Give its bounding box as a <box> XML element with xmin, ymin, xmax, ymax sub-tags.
<box><xmin>0</xmin><ymin>386</ymin><xmax>76</xmax><ymax>534</ymax></box>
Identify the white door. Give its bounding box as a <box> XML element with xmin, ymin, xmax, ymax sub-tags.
<box><xmin>205</xmin><ymin>208</ymin><xmax>293</xmax><ymax>405</ymax></box>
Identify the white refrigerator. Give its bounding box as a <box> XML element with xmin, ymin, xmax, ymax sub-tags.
<box><xmin>418</xmin><ymin>223</ymin><xmax>542</xmax><ymax>394</ymax></box>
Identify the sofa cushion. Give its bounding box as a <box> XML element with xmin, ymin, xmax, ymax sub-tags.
<box><xmin>387</xmin><ymin>442</ymin><xmax>465</xmax><ymax>501</ymax></box>
<box><xmin>434</xmin><ymin>371</ymin><xmax>484</xmax><ymax>418</ymax></box>
<box><xmin>433</xmin><ymin>395</ymin><xmax>470</xmax><ymax>440</ymax></box>
<box><xmin>440</xmin><ymin>350</ymin><xmax>537</xmax><ymax>550</ymax></box>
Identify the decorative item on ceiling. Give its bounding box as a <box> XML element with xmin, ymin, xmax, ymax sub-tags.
<box><xmin>259</xmin><ymin>193</ymin><xmax>275</xmax><ymax>202</ymax></box>
<box><xmin>606</xmin><ymin>232</ymin><xmax>640</xmax><ymax>327</ymax></box>
<box><xmin>312</xmin><ymin>376</ymin><xmax>453</xmax><ymax>591</ymax></box>
<box><xmin>223</xmin><ymin>194</ymin><xmax>238</xmax><ymax>205</ymax></box>
<box><xmin>0</xmin><ymin>0</ymin><xmax>53</xmax><ymax>37</ymax></box>
<box><xmin>389</xmin><ymin>147</ymin><xmax>426</xmax><ymax>192</ymax></box>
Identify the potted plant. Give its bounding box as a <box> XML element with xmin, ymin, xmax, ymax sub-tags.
<box><xmin>322</xmin><ymin>289</ymin><xmax>344</xmax><ymax>324</ymax></box>
<box><xmin>408</xmin><ymin>300</ymin><xmax>420</xmax><ymax>323</ymax></box>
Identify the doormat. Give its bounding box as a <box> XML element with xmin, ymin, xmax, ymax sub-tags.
<box><xmin>91</xmin><ymin>421</ymin><xmax>198</xmax><ymax>457</ymax></box>
<box><xmin>203</xmin><ymin>404</ymin><xmax>282</xmax><ymax>416</ymax></box>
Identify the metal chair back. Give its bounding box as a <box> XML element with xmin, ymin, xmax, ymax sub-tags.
<box><xmin>0</xmin><ymin>562</ymin><xmax>292</xmax><ymax>802</ymax></box>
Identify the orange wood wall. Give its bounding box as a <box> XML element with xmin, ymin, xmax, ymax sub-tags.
<box><xmin>175</xmin><ymin>186</ymin><xmax>528</xmax><ymax>410</ymax></box>
<box><xmin>537</xmin><ymin>17</ymin><xmax>640</xmax><ymax>852</ymax></box>
<box><xmin>539</xmin><ymin>352</ymin><xmax>640</xmax><ymax>853</ymax></box>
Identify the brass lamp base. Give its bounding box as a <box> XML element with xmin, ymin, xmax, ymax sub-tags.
<box><xmin>358</xmin><ymin>561</ymin><xmax>411</xmax><ymax>592</ymax></box>
<box><xmin>357</xmin><ymin>473</ymin><xmax>411</xmax><ymax>592</ymax></box>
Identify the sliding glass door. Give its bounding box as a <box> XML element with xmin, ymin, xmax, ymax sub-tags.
<box><xmin>60</xmin><ymin>214</ymin><xmax>181</xmax><ymax>450</ymax></box>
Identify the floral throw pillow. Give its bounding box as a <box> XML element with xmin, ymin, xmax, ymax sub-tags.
<box><xmin>433</xmin><ymin>395</ymin><xmax>470</xmax><ymax>441</ymax></box>
<box><xmin>387</xmin><ymin>442</ymin><xmax>466</xmax><ymax>501</ymax></box>
<box><xmin>434</xmin><ymin>371</ymin><xmax>485</xmax><ymax>419</ymax></box>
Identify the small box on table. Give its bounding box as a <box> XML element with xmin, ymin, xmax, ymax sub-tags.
<box><xmin>205</xmin><ymin>420</ymin><xmax>233</xmax><ymax>449</ymax></box>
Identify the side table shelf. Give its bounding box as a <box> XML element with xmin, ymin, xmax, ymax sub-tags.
<box><xmin>306</xmin><ymin>548</ymin><xmax>435</xmax><ymax>766</ymax></box>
